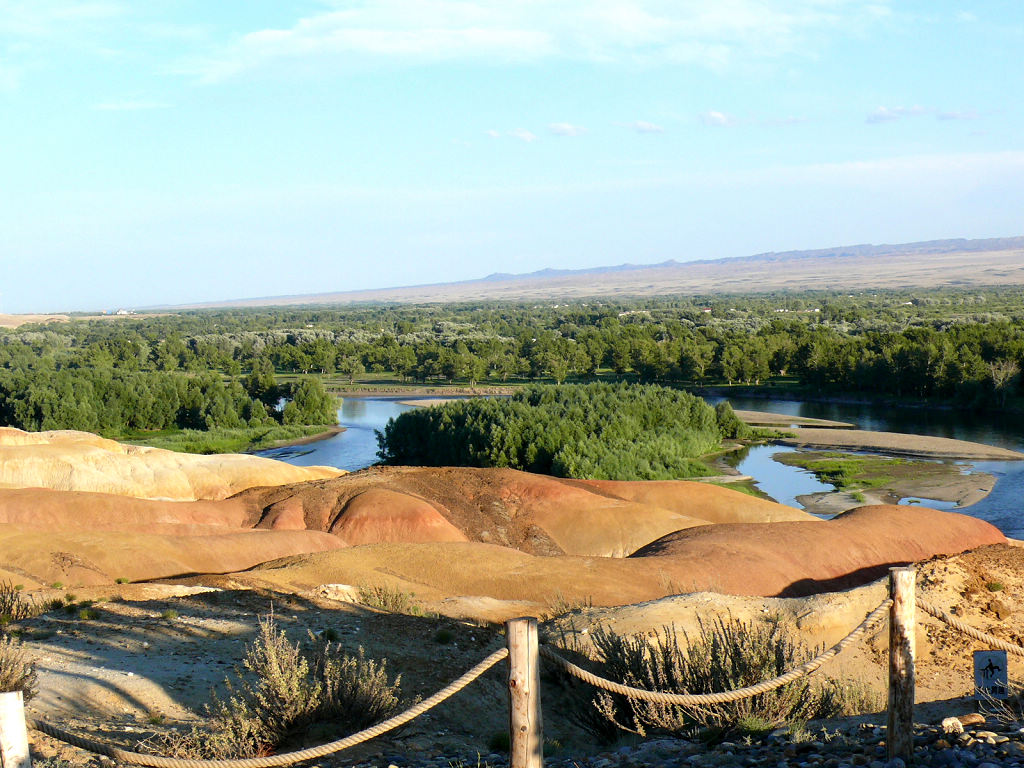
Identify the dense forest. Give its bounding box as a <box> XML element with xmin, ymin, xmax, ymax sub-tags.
<box><xmin>376</xmin><ymin>382</ymin><xmax>748</xmax><ymax>479</ymax></box>
<box><xmin>1</xmin><ymin>286</ymin><xmax>1023</xmax><ymax>447</ymax></box>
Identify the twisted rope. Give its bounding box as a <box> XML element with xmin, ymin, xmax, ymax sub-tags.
<box><xmin>30</xmin><ymin>647</ymin><xmax>509</xmax><ymax>768</ymax></box>
<box><xmin>540</xmin><ymin>598</ymin><xmax>892</xmax><ymax>706</ymax></box>
<box><xmin>918</xmin><ymin>599</ymin><xmax>1024</xmax><ymax>656</ymax></box>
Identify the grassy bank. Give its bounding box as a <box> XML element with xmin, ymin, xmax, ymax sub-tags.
<box><xmin>123</xmin><ymin>424</ymin><xmax>341</xmax><ymax>454</ymax></box>
<box><xmin>773</xmin><ymin>450</ymin><xmax>959</xmax><ymax>497</ymax></box>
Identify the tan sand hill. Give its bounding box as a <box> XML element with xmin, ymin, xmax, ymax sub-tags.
<box><xmin>631</xmin><ymin>504</ymin><xmax>1005</xmax><ymax>595</ymax></box>
<box><xmin>0</xmin><ymin>525</ymin><xmax>342</xmax><ymax>586</ymax></box>
<box><xmin>235</xmin><ymin>505</ymin><xmax>1003</xmax><ymax>615</ymax></box>
<box><xmin>0</xmin><ymin>426</ymin><xmax>343</xmax><ymax>500</ymax></box>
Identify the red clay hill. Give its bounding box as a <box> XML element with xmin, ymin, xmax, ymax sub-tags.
<box><xmin>0</xmin><ymin>455</ymin><xmax>1004</xmax><ymax>603</ymax></box>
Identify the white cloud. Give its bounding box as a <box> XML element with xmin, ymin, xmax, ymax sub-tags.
<box><xmin>866</xmin><ymin>105</ymin><xmax>927</xmax><ymax>123</ymax></box>
<box><xmin>92</xmin><ymin>99</ymin><xmax>170</xmax><ymax>111</ymax></box>
<box><xmin>188</xmin><ymin>0</ymin><xmax>889</xmax><ymax>81</ymax></box>
<box><xmin>509</xmin><ymin>128</ymin><xmax>537</xmax><ymax>143</ymax></box>
<box><xmin>628</xmin><ymin>120</ymin><xmax>664</xmax><ymax>133</ymax></box>
<box><xmin>956</xmin><ymin>11</ymin><xmax>977</xmax><ymax>23</ymax></box>
<box><xmin>485</xmin><ymin>129</ymin><xmax>501</xmax><ymax>138</ymax></box>
<box><xmin>699</xmin><ymin>110</ymin><xmax>733</xmax><ymax>126</ymax></box>
<box><xmin>549</xmin><ymin>122</ymin><xmax>585</xmax><ymax>136</ymax></box>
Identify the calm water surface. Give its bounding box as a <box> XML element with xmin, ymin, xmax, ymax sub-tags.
<box><xmin>259</xmin><ymin>395</ymin><xmax>1024</xmax><ymax>537</ymax></box>
<box><xmin>717</xmin><ymin>396</ymin><xmax>1024</xmax><ymax>536</ymax></box>
<box><xmin>257</xmin><ymin>397</ymin><xmax>417</xmax><ymax>472</ymax></box>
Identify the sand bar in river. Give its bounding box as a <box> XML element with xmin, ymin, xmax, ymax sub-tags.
<box><xmin>777</xmin><ymin>427</ymin><xmax>1024</xmax><ymax>460</ymax></box>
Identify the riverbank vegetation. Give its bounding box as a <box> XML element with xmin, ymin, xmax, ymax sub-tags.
<box><xmin>377</xmin><ymin>382</ymin><xmax>742</xmax><ymax>480</ymax></box>
<box><xmin>773</xmin><ymin>451</ymin><xmax>962</xmax><ymax>495</ymax></box>
<box><xmin>2</xmin><ymin>286</ymin><xmax>1023</xmax><ymax>450</ymax></box>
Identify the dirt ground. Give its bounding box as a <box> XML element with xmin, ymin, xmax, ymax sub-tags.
<box><xmin>12</xmin><ymin>542</ymin><xmax>1024</xmax><ymax>767</ymax></box>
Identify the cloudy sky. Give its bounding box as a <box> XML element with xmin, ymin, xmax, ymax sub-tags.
<box><xmin>1</xmin><ymin>1</ymin><xmax>1022</xmax><ymax>312</ymax></box>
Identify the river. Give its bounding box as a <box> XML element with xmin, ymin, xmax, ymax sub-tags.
<box><xmin>257</xmin><ymin>395</ymin><xmax>1024</xmax><ymax>537</ymax></box>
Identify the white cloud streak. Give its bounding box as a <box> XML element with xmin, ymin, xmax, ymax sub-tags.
<box><xmin>509</xmin><ymin>128</ymin><xmax>538</xmax><ymax>142</ymax></box>
<box><xmin>188</xmin><ymin>0</ymin><xmax>888</xmax><ymax>82</ymax></box>
<box><xmin>866</xmin><ymin>105</ymin><xmax>927</xmax><ymax>123</ymax></box>
<box><xmin>549</xmin><ymin>122</ymin><xmax>586</xmax><ymax>136</ymax></box>
<box><xmin>699</xmin><ymin>110</ymin><xmax>734</xmax><ymax>126</ymax></box>
<box><xmin>628</xmin><ymin>120</ymin><xmax>664</xmax><ymax>133</ymax></box>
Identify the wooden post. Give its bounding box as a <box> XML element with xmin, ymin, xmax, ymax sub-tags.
<box><xmin>0</xmin><ymin>691</ymin><xmax>32</xmax><ymax>768</ymax></box>
<box><xmin>887</xmin><ymin>567</ymin><xmax>916</xmax><ymax>762</ymax></box>
<box><xmin>506</xmin><ymin>617</ymin><xmax>543</xmax><ymax>768</ymax></box>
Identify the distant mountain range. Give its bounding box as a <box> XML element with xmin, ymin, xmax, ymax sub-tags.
<box><xmin>180</xmin><ymin>235</ymin><xmax>1024</xmax><ymax>309</ymax></box>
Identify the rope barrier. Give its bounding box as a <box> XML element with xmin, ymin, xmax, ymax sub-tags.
<box><xmin>30</xmin><ymin>647</ymin><xmax>509</xmax><ymax>768</ymax></box>
<box><xmin>539</xmin><ymin>598</ymin><xmax>892</xmax><ymax>706</ymax></box>
<box><xmin>918</xmin><ymin>599</ymin><xmax>1024</xmax><ymax>657</ymax></box>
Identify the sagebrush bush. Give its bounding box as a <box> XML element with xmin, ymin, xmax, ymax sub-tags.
<box><xmin>587</xmin><ymin>616</ymin><xmax>880</xmax><ymax>738</ymax></box>
<box><xmin>156</xmin><ymin>615</ymin><xmax>403</xmax><ymax>758</ymax></box>
<box><xmin>0</xmin><ymin>581</ymin><xmax>42</xmax><ymax>625</ymax></box>
<box><xmin>0</xmin><ymin>634</ymin><xmax>38</xmax><ymax>700</ymax></box>
<box><xmin>357</xmin><ymin>584</ymin><xmax>429</xmax><ymax>616</ymax></box>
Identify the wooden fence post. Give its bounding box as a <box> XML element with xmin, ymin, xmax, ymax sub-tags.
<box><xmin>887</xmin><ymin>567</ymin><xmax>916</xmax><ymax>762</ymax></box>
<box><xmin>0</xmin><ymin>691</ymin><xmax>32</xmax><ymax>768</ymax></box>
<box><xmin>506</xmin><ymin>617</ymin><xmax>543</xmax><ymax>768</ymax></box>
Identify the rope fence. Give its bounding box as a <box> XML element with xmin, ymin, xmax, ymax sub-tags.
<box><xmin>538</xmin><ymin>598</ymin><xmax>893</xmax><ymax>706</ymax></box>
<box><xmin>25</xmin><ymin>647</ymin><xmax>508</xmax><ymax>768</ymax></box>
<box><xmin>2</xmin><ymin>566</ymin><xmax>1022</xmax><ymax>768</ymax></box>
<box><xmin>919</xmin><ymin>599</ymin><xmax>1024</xmax><ymax>657</ymax></box>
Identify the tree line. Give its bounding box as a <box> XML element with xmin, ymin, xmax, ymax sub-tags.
<box><xmin>376</xmin><ymin>382</ymin><xmax>749</xmax><ymax>480</ymax></box>
<box><xmin>0</xmin><ymin>366</ymin><xmax>337</xmax><ymax>435</ymax></box>
<box><xmin>2</xmin><ymin>287</ymin><xmax>1023</xmax><ymax>440</ymax></box>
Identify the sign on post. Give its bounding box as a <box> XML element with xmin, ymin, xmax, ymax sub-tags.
<box><xmin>974</xmin><ymin>650</ymin><xmax>1009</xmax><ymax>700</ymax></box>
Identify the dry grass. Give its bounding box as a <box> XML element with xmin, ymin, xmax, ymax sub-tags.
<box><xmin>0</xmin><ymin>634</ymin><xmax>38</xmax><ymax>700</ymax></box>
<box><xmin>0</xmin><ymin>581</ymin><xmax>42</xmax><ymax>626</ymax></box>
<box><xmin>585</xmin><ymin>616</ymin><xmax>882</xmax><ymax>739</ymax></box>
<box><xmin>152</xmin><ymin>615</ymin><xmax>403</xmax><ymax>759</ymax></box>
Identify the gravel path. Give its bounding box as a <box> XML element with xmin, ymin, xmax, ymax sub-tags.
<box><xmin>335</xmin><ymin>719</ymin><xmax>1024</xmax><ymax>768</ymax></box>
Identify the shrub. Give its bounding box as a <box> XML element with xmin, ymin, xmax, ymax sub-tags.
<box><xmin>715</xmin><ymin>401</ymin><xmax>751</xmax><ymax>440</ymax></box>
<box><xmin>161</xmin><ymin>609</ymin><xmax>179</xmax><ymax>621</ymax></box>
<box><xmin>587</xmin><ymin>616</ymin><xmax>880</xmax><ymax>738</ymax></box>
<box><xmin>0</xmin><ymin>581</ymin><xmax>42</xmax><ymax>625</ymax></box>
<box><xmin>0</xmin><ymin>634</ymin><xmax>37</xmax><ymax>700</ymax></box>
<box><xmin>155</xmin><ymin>615</ymin><xmax>403</xmax><ymax>758</ymax></box>
<box><xmin>357</xmin><ymin>585</ymin><xmax>429</xmax><ymax>616</ymax></box>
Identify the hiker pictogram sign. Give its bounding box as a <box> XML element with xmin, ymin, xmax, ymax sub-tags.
<box><xmin>973</xmin><ymin>650</ymin><xmax>1009</xmax><ymax>700</ymax></box>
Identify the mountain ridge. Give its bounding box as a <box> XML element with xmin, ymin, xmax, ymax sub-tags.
<box><xmin>169</xmin><ymin>235</ymin><xmax>1024</xmax><ymax>309</ymax></box>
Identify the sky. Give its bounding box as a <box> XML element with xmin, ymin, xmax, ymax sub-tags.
<box><xmin>1</xmin><ymin>1</ymin><xmax>1023</xmax><ymax>313</ymax></box>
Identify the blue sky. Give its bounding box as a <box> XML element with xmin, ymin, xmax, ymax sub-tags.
<box><xmin>1</xmin><ymin>1</ymin><xmax>1022</xmax><ymax>313</ymax></box>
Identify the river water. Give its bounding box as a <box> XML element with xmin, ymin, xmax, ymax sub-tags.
<box><xmin>257</xmin><ymin>395</ymin><xmax>1024</xmax><ymax>537</ymax></box>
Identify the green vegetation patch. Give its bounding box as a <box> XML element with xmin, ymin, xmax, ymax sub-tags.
<box><xmin>773</xmin><ymin>450</ymin><xmax>937</xmax><ymax>491</ymax></box>
<box><xmin>377</xmin><ymin>382</ymin><xmax>733</xmax><ymax>481</ymax></box>
<box><xmin>127</xmin><ymin>424</ymin><xmax>336</xmax><ymax>454</ymax></box>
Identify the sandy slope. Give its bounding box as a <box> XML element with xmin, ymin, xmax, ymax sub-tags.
<box><xmin>0</xmin><ymin>427</ymin><xmax>343</xmax><ymax>500</ymax></box>
<box><xmin>0</xmin><ymin>465</ymin><xmax>812</xmax><ymax>586</ymax></box>
<box><xmin>228</xmin><ymin>505</ymin><xmax>1003</xmax><ymax>613</ymax></box>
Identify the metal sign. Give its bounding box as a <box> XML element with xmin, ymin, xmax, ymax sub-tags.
<box><xmin>974</xmin><ymin>650</ymin><xmax>1009</xmax><ymax>700</ymax></box>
